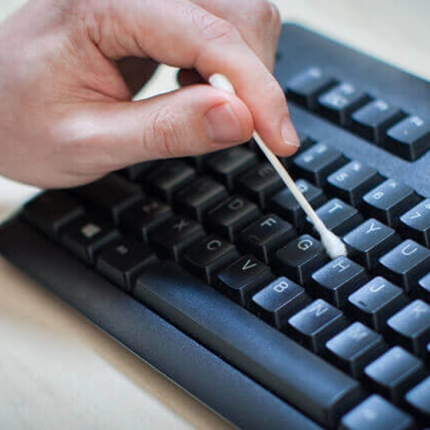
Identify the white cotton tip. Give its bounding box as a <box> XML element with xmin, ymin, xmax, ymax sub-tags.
<box><xmin>320</xmin><ymin>229</ymin><xmax>348</xmax><ymax>260</ymax></box>
<box><xmin>209</xmin><ymin>74</ymin><xmax>236</xmax><ymax>95</ymax></box>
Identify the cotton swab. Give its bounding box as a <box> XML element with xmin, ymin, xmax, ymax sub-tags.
<box><xmin>209</xmin><ymin>73</ymin><xmax>347</xmax><ymax>260</ymax></box>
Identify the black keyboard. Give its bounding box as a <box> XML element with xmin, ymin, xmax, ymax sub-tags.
<box><xmin>2</xmin><ymin>23</ymin><xmax>430</xmax><ymax>430</ymax></box>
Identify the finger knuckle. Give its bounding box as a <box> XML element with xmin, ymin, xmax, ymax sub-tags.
<box><xmin>252</xmin><ymin>0</ymin><xmax>277</xmax><ymax>25</ymax></box>
<box><xmin>195</xmin><ymin>11</ymin><xmax>240</xmax><ymax>44</ymax></box>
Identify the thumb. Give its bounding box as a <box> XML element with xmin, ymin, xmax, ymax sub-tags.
<box><xmin>66</xmin><ymin>85</ymin><xmax>254</xmax><ymax>172</ymax></box>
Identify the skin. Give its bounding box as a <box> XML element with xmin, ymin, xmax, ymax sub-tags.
<box><xmin>0</xmin><ymin>0</ymin><xmax>299</xmax><ymax>188</ymax></box>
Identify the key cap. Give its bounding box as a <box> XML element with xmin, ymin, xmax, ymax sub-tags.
<box><xmin>120</xmin><ymin>161</ymin><xmax>156</xmax><ymax>182</ymax></box>
<box><xmin>182</xmin><ymin>236</ymin><xmax>240</xmax><ymax>285</ymax></box>
<box><xmin>293</xmin><ymin>143</ymin><xmax>348</xmax><ymax>187</ymax></box>
<box><xmin>378</xmin><ymin>240</ymin><xmax>430</xmax><ymax>293</ymax></box>
<box><xmin>387</xmin><ymin>300</ymin><xmax>430</xmax><ymax>357</ymax></box>
<box><xmin>364</xmin><ymin>346</ymin><xmax>427</xmax><ymax>405</ymax></box>
<box><xmin>351</xmin><ymin>100</ymin><xmax>405</xmax><ymax>144</ymax></box>
<box><xmin>134</xmin><ymin>262</ymin><xmax>363</xmax><ymax>428</ymax></box>
<box><xmin>270</xmin><ymin>179</ymin><xmax>327</xmax><ymax>229</ymax></box>
<box><xmin>149</xmin><ymin>216</ymin><xmax>205</xmax><ymax>262</ymax></box>
<box><xmin>385</xmin><ymin>115</ymin><xmax>430</xmax><ymax>161</ymax></box>
<box><xmin>119</xmin><ymin>198</ymin><xmax>172</xmax><ymax>243</ymax></box>
<box><xmin>21</xmin><ymin>191</ymin><xmax>84</xmax><ymax>240</ymax></box>
<box><xmin>216</xmin><ymin>256</ymin><xmax>274</xmax><ymax>307</ymax></box>
<box><xmin>274</xmin><ymin>235</ymin><xmax>329</xmax><ymax>285</ymax></box>
<box><xmin>287</xmin><ymin>299</ymin><xmax>349</xmax><ymax>354</ymax></box>
<box><xmin>406</xmin><ymin>376</ymin><xmax>430</xmax><ymax>422</ymax></box>
<box><xmin>238</xmin><ymin>214</ymin><xmax>297</xmax><ymax>264</ymax></box>
<box><xmin>285</xmin><ymin>67</ymin><xmax>337</xmax><ymax>109</ymax></box>
<box><xmin>343</xmin><ymin>219</ymin><xmax>401</xmax><ymax>270</ymax></box>
<box><xmin>339</xmin><ymin>395</ymin><xmax>415</xmax><ymax>430</ymax></box>
<box><xmin>310</xmin><ymin>257</ymin><xmax>369</xmax><ymax>308</ymax></box>
<box><xmin>96</xmin><ymin>238</ymin><xmax>158</xmax><ymax>292</ymax></box>
<box><xmin>362</xmin><ymin>179</ymin><xmax>421</xmax><ymax>228</ymax></box>
<box><xmin>399</xmin><ymin>199</ymin><xmax>430</xmax><ymax>247</ymax></box>
<box><xmin>71</xmin><ymin>174</ymin><xmax>143</xmax><ymax>224</ymax></box>
<box><xmin>317</xmin><ymin>83</ymin><xmax>370</xmax><ymax>126</ymax></box>
<box><xmin>326</xmin><ymin>161</ymin><xmax>383</xmax><ymax>207</ymax></box>
<box><xmin>326</xmin><ymin>322</ymin><xmax>387</xmax><ymax>378</ymax></box>
<box><xmin>250</xmin><ymin>277</ymin><xmax>310</xmax><ymax>329</ymax></box>
<box><xmin>236</xmin><ymin>163</ymin><xmax>284</xmax><ymax>209</ymax></box>
<box><xmin>145</xmin><ymin>160</ymin><xmax>196</xmax><ymax>203</ymax></box>
<box><xmin>347</xmin><ymin>277</ymin><xmax>409</xmax><ymax>332</ymax></box>
<box><xmin>418</xmin><ymin>273</ymin><xmax>430</xmax><ymax>302</ymax></box>
<box><xmin>305</xmin><ymin>198</ymin><xmax>363</xmax><ymax>236</ymax></box>
<box><xmin>61</xmin><ymin>216</ymin><xmax>120</xmax><ymax>265</ymax></box>
<box><xmin>173</xmin><ymin>176</ymin><xmax>228</xmax><ymax>222</ymax></box>
<box><xmin>279</xmin><ymin>131</ymin><xmax>316</xmax><ymax>167</ymax></box>
<box><xmin>206</xmin><ymin>196</ymin><xmax>261</xmax><ymax>242</ymax></box>
<box><xmin>205</xmin><ymin>147</ymin><xmax>257</xmax><ymax>190</ymax></box>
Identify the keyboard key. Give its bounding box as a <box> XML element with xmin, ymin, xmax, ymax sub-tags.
<box><xmin>326</xmin><ymin>322</ymin><xmax>386</xmax><ymax>377</ymax></box>
<box><xmin>279</xmin><ymin>131</ymin><xmax>315</xmax><ymax>167</ymax></box>
<box><xmin>120</xmin><ymin>198</ymin><xmax>172</xmax><ymax>243</ymax></box>
<box><xmin>339</xmin><ymin>395</ymin><xmax>415</xmax><ymax>430</ymax></box>
<box><xmin>327</xmin><ymin>161</ymin><xmax>383</xmax><ymax>207</ymax></box>
<box><xmin>236</xmin><ymin>163</ymin><xmax>284</xmax><ymax>209</ymax></box>
<box><xmin>347</xmin><ymin>277</ymin><xmax>409</xmax><ymax>332</ymax></box>
<box><xmin>387</xmin><ymin>300</ymin><xmax>430</xmax><ymax>357</ymax></box>
<box><xmin>343</xmin><ymin>219</ymin><xmax>401</xmax><ymax>270</ymax></box>
<box><xmin>146</xmin><ymin>160</ymin><xmax>196</xmax><ymax>203</ymax></box>
<box><xmin>317</xmin><ymin>83</ymin><xmax>370</xmax><ymax>126</ymax></box>
<box><xmin>71</xmin><ymin>174</ymin><xmax>143</xmax><ymax>224</ymax></box>
<box><xmin>364</xmin><ymin>346</ymin><xmax>427</xmax><ymax>404</ymax></box>
<box><xmin>418</xmin><ymin>273</ymin><xmax>430</xmax><ymax>302</ymax></box>
<box><xmin>351</xmin><ymin>100</ymin><xmax>405</xmax><ymax>144</ymax></box>
<box><xmin>399</xmin><ymin>199</ymin><xmax>430</xmax><ymax>247</ymax></box>
<box><xmin>21</xmin><ymin>191</ymin><xmax>84</xmax><ymax>240</ymax></box>
<box><xmin>285</xmin><ymin>67</ymin><xmax>337</xmax><ymax>109</ymax></box>
<box><xmin>238</xmin><ymin>214</ymin><xmax>297</xmax><ymax>264</ymax></box>
<box><xmin>173</xmin><ymin>176</ymin><xmax>228</xmax><ymax>222</ymax></box>
<box><xmin>362</xmin><ymin>179</ymin><xmax>421</xmax><ymax>228</ymax></box>
<box><xmin>250</xmin><ymin>277</ymin><xmax>310</xmax><ymax>329</ymax></box>
<box><xmin>385</xmin><ymin>115</ymin><xmax>430</xmax><ymax>161</ymax></box>
<box><xmin>120</xmin><ymin>161</ymin><xmax>156</xmax><ymax>181</ymax></box>
<box><xmin>96</xmin><ymin>238</ymin><xmax>158</xmax><ymax>292</ymax></box>
<box><xmin>61</xmin><ymin>216</ymin><xmax>120</xmax><ymax>265</ymax></box>
<box><xmin>270</xmin><ymin>179</ymin><xmax>327</xmax><ymax>229</ymax></box>
<box><xmin>310</xmin><ymin>257</ymin><xmax>370</xmax><ymax>308</ymax></box>
<box><xmin>149</xmin><ymin>216</ymin><xmax>205</xmax><ymax>262</ymax></box>
<box><xmin>182</xmin><ymin>236</ymin><xmax>239</xmax><ymax>285</ymax></box>
<box><xmin>293</xmin><ymin>142</ymin><xmax>348</xmax><ymax>187</ymax></box>
<box><xmin>216</xmin><ymin>256</ymin><xmax>274</xmax><ymax>307</ymax></box>
<box><xmin>406</xmin><ymin>376</ymin><xmax>430</xmax><ymax>422</ymax></box>
<box><xmin>287</xmin><ymin>299</ymin><xmax>348</xmax><ymax>354</ymax></box>
<box><xmin>206</xmin><ymin>196</ymin><xmax>261</xmax><ymax>242</ymax></box>
<box><xmin>306</xmin><ymin>198</ymin><xmax>363</xmax><ymax>236</ymax></box>
<box><xmin>274</xmin><ymin>235</ymin><xmax>329</xmax><ymax>285</ymax></box>
<box><xmin>378</xmin><ymin>240</ymin><xmax>430</xmax><ymax>292</ymax></box>
<box><xmin>205</xmin><ymin>147</ymin><xmax>257</xmax><ymax>190</ymax></box>
<box><xmin>134</xmin><ymin>262</ymin><xmax>363</xmax><ymax>428</ymax></box>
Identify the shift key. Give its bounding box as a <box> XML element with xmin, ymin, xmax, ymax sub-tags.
<box><xmin>134</xmin><ymin>261</ymin><xmax>363</xmax><ymax>428</ymax></box>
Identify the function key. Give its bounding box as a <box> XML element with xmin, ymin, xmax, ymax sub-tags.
<box><xmin>361</xmin><ymin>179</ymin><xmax>421</xmax><ymax>228</ymax></box>
<box><xmin>327</xmin><ymin>161</ymin><xmax>383</xmax><ymax>207</ymax></box>
<box><xmin>385</xmin><ymin>115</ymin><xmax>430</xmax><ymax>161</ymax></box>
<box><xmin>293</xmin><ymin>142</ymin><xmax>348</xmax><ymax>187</ymax></box>
<box><xmin>399</xmin><ymin>199</ymin><xmax>430</xmax><ymax>247</ymax></box>
<box><xmin>238</xmin><ymin>214</ymin><xmax>297</xmax><ymax>264</ymax></box>
<box><xmin>317</xmin><ymin>83</ymin><xmax>370</xmax><ymax>126</ymax></box>
<box><xmin>378</xmin><ymin>239</ymin><xmax>430</xmax><ymax>293</ymax></box>
<box><xmin>285</xmin><ymin>67</ymin><xmax>337</xmax><ymax>109</ymax></box>
<box><xmin>21</xmin><ymin>190</ymin><xmax>84</xmax><ymax>240</ymax></box>
<box><xmin>351</xmin><ymin>100</ymin><xmax>405</xmax><ymax>144</ymax></box>
<box><xmin>405</xmin><ymin>376</ymin><xmax>430</xmax><ymax>422</ymax></box>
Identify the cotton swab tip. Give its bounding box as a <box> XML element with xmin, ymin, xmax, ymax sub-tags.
<box><xmin>209</xmin><ymin>74</ymin><xmax>236</xmax><ymax>95</ymax></box>
<box><xmin>320</xmin><ymin>229</ymin><xmax>348</xmax><ymax>259</ymax></box>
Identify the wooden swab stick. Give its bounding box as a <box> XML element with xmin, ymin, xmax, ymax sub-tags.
<box><xmin>209</xmin><ymin>73</ymin><xmax>347</xmax><ymax>259</ymax></box>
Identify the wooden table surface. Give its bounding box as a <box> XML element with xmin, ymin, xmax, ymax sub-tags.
<box><xmin>1</xmin><ymin>1</ymin><xmax>430</xmax><ymax>429</ymax></box>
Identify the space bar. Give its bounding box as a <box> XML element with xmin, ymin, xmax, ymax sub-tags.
<box><xmin>134</xmin><ymin>262</ymin><xmax>363</xmax><ymax>428</ymax></box>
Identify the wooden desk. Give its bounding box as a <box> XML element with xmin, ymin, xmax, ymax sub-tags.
<box><xmin>1</xmin><ymin>1</ymin><xmax>429</xmax><ymax>428</ymax></box>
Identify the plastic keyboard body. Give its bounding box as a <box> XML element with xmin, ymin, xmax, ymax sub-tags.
<box><xmin>1</xmin><ymin>24</ymin><xmax>430</xmax><ymax>429</ymax></box>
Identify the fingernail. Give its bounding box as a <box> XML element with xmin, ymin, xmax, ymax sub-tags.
<box><xmin>205</xmin><ymin>103</ymin><xmax>244</xmax><ymax>144</ymax></box>
<box><xmin>281</xmin><ymin>117</ymin><xmax>301</xmax><ymax>148</ymax></box>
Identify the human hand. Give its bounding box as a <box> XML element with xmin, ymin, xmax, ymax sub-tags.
<box><xmin>0</xmin><ymin>0</ymin><xmax>299</xmax><ymax>188</ymax></box>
